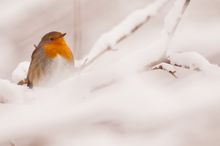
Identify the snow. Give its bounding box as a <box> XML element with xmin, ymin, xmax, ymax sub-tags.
<box><xmin>168</xmin><ymin>52</ymin><xmax>218</xmax><ymax>71</ymax></box>
<box><xmin>164</xmin><ymin>0</ymin><xmax>188</xmax><ymax>35</ymax></box>
<box><xmin>161</xmin><ymin>0</ymin><xmax>190</xmax><ymax>57</ymax></box>
<box><xmin>1</xmin><ymin>0</ymin><xmax>220</xmax><ymax>146</ymax></box>
<box><xmin>1</xmin><ymin>63</ymin><xmax>220</xmax><ymax>145</ymax></box>
<box><xmin>152</xmin><ymin>62</ymin><xmax>176</xmax><ymax>73</ymax></box>
<box><xmin>11</xmin><ymin>61</ymin><xmax>30</xmax><ymax>83</ymax></box>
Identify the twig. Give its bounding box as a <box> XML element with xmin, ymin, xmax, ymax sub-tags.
<box><xmin>152</xmin><ymin>63</ymin><xmax>177</xmax><ymax>78</ymax></box>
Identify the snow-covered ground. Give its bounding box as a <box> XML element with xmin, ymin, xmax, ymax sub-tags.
<box><xmin>1</xmin><ymin>0</ymin><xmax>220</xmax><ymax>146</ymax></box>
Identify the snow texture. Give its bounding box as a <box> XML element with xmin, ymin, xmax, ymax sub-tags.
<box><xmin>168</xmin><ymin>52</ymin><xmax>219</xmax><ymax>71</ymax></box>
<box><xmin>11</xmin><ymin>61</ymin><xmax>30</xmax><ymax>83</ymax></box>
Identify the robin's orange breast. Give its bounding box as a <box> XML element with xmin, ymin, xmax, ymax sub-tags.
<box><xmin>43</xmin><ymin>38</ymin><xmax>73</xmax><ymax>61</ymax></box>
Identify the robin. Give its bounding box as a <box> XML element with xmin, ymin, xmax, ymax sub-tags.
<box><xmin>18</xmin><ymin>31</ymin><xmax>74</xmax><ymax>88</ymax></box>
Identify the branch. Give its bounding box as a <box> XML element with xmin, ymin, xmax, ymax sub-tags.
<box><xmin>150</xmin><ymin>0</ymin><xmax>191</xmax><ymax>67</ymax></box>
<box><xmin>108</xmin><ymin>0</ymin><xmax>191</xmax><ymax>74</ymax></box>
<box><xmin>152</xmin><ymin>59</ymin><xmax>177</xmax><ymax>78</ymax></box>
<box><xmin>81</xmin><ymin>0</ymin><xmax>170</xmax><ymax>68</ymax></box>
<box><xmin>152</xmin><ymin>51</ymin><xmax>216</xmax><ymax>78</ymax></box>
<box><xmin>162</xmin><ymin>0</ymin><xmax>190</xmax><ymax>56</ymax></box>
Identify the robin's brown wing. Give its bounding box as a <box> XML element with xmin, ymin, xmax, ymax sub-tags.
<box><xmin>27</xmin><ymin>46</ymin><xmax>48</xmax><ymax>88</ymax></box>
<box><xmin>26</xmin><ymin>47</ymin><xmax>39</xmax><ymax>88</ymax></box>
<box><xmin>17</xmin><ymin>46</ymin><xmax>38</xmax><ymax>87</ymax></box>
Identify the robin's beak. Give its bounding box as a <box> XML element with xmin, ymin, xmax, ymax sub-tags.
<box><xmin>54</xmin><ymin>33</ymin><xmax>66</xmax><ymax>40</ymax></box>
<box><xmin>61</xmin><ymin>33</ymin><xmax>66</xmax><ymax>37</ymax></box>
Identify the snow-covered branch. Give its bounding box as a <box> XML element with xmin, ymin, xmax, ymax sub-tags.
<box><xmin>110</xmin><ymin>0</ymin><xmax>191</xmax><ymax>74</ymax></box>
<box><xmin>149</xmin><ymin>0</ymin><xmax>191</xmax><ymax>68</ymax></box>
<box><xmin>168</xmin><ymin>52</ymin><xmax>219</xmax><ymax>71</ymax></box>
<box><xmin>162</xmin><ymin>0</ymin><xmax>190</xmax><ymax>56</ymax></box>
<box><xmin>82</xmin><ymin>0</ymin><xmax>170</xmax><ymax>68</ymax></box>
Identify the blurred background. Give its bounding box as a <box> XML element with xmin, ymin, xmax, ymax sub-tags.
<box><xmin>0</xmin><ymin>0</ymin><xmax>220</xmax><ymax>79</ymax></box>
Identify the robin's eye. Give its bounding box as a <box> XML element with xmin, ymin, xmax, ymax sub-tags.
<box><xmin>49</xmin><ymin>37</ymin><xmax>54</xmax><ymax>41</ymax></box>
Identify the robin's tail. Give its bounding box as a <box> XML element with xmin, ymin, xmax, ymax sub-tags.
<box><xmin>17</xmin><ymin>79</ymin><xmax>33</xmax><ymax>88</ymax></box>
<box><xmin>17</xmin><ymin>79</ymin><xmax>28</xmax><ymax>85</ymax></box>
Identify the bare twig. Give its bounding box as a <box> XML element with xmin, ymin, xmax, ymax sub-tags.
<box><xmin>152</xmin><ymin>62</ymin><xmax>177</xmax><ymax>78</ymax></box>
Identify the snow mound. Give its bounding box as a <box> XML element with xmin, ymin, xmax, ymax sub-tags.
<box><xmin>168</xmin><ymin>52</ymin><xmax>217</xmax><ymax>70</ymax></box>
<box><xmin>11</xmin><ymin>61</ymin><xmax>30</xmax><ymax>83</ymax></box>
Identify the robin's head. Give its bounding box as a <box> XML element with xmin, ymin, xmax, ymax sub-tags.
<box><xmin>39</xmin><ymin>31</ymin><xmax>73</xmax><ymax>61</ymax></box>
<box><xmin>41</xmin><ymin>31</ymin><xmax>66</xmax><ymax>43</ymax></box>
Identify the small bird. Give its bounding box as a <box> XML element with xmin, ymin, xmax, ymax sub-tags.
<box><xmin>18</xmin><ymin>31</ymin><xmax>74</xmax><ymax>88</ymax></box>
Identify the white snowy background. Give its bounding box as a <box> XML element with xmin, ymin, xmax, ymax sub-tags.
<box><xmin>0</xmin><ymin>0</ymin><xmax>220</xmax><ymax>146</ymax></box>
